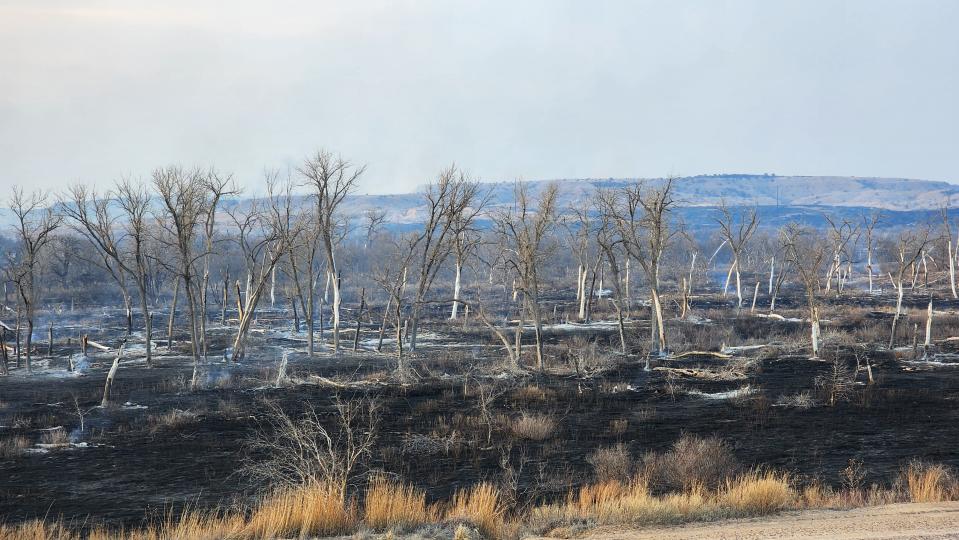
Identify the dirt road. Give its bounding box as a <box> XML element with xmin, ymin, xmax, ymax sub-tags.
<box><xmin>553</xmin><ymin>502</ymin><xmax>959</xmax><ymax>539</ymax></box>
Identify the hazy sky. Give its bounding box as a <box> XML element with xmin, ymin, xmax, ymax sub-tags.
<box><xmin>1</xmin><ymin>1</ymin><xmax>957</xmax><ymax>195</ymax></box>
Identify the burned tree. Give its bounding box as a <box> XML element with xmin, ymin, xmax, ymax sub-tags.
<box><xmin>408</xmin><ymin>166</ymin><xmax>484</xmax><ymax>352</ymax></box>
<box><xmin>609</xmin><ymin>179</ymin><xmax>680</xmax><ymax>357</ymax></box>
<box><xmin>495</xmin><ymin>182</ymin><xmax>559</xmax><ymax>371</ymax></box>
<box><xmin>6</xmin><ymin>188</ymin><xmax>62</xmax><ymax>372</ymax></box>
<box><xmin>299</xmin><ymin>150</ymin><xmax>364</xmax><ymax>352</ymax></box>
<box><xmin>224</xmin><ymin>176</ymin><xmax>288</xmax><ymax>362</ymax></box>
<box><xmin>887</xmin><ymin>226</ymin><xmax>931</xmax><ymax>349</ymax></box>
<box><xmin>780</xmin><ymin>223</ymin><xmax>828</xmax><ymax>357</ymax></box>
<box><xmin>152</xmin><ymin>166</ymin><xmax>209</xmax><ymax>388</ymax></box>
<box><xmin>715</xmin><ymin>203</ymin><xmax>759</xmax><ymax>308</ymax></box>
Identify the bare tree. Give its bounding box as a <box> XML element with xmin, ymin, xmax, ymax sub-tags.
<box><xmin>609</xmin><ymin>179</ymin><xmax>680</xmax><ymax>357</ymax></box>
<box><xmin>595</xmin><ymin>190</ymin><xmax>630</xmax><ymax>353</ymax></box>
<box><xmin>863</xmin><ymin>211</ymin><xmax>882</xmax><ymax>294</ymax></box>
<box><xmin>887</xmin><ymin>225</ymin><xmax>932</xmax><ymax>348</ymax></box>
<box><xmin>152</xmin><ymin>166</ymin><xmax>209</xmax><ymax>388</ymax></box>
<box><xmin>715</xmin><ymin>203</ymin><xmax>759</xmax><ymax>308</ymax></box>
<box><xmin>780</xmin><ymin>223</ymin><xmax>828</xmax><ymax>357</ymax></box>
<box><xmin>114</xmin><ymin>178</ymin><xmax>158</xmax><ymax>367</ymax></box>
<box><xmin>197</xmin><ymin>171</ymin><xmax>236</xmax><ymax>358</ymax></box>
<box><xmin>408</xmin><ymin>166</ymin><xmax>485</xmax><ymax>351</ymax></box>
<box><xmin>495</xmin><ymin>182</ymin><xmax>559</xmax><ymax>371</ymax></box>
<box><xmin>299</xmin><ymin>150</ymin><xmax>365</xmax><ymax>352</ymax></box>
<box><xmin>823</xmin><ymin>215</ymin><xmax>860</xmax><ymax>297</ymax></box>
<box><xmin>6</xmin><ymin>188</ymin><xmax>62</xmax><ymax>372</ymax></box>
<box><xmin>940</xmin><ymin>207</ymin><xmax>957</xmax><ymax>299</ymax></box>
<box><xmin>224</xmin><ymin>175</ymin><xmax>288</xmax><ymax>362</ymax></box>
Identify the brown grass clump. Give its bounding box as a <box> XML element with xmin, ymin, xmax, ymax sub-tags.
<box><xmin>509</xmin><ymin>413</ymin><xmax>557</xmax><ymax>441</ymax></box>
<box><xmin>510</xmin><ymin>385</ymin><xmax>555</xmax><ymax>405</ymax></box>
<box><xmin>148</xmin><ymin>409</ymin><xmax>198</xmax><ymax>432</ymax></box>
<box><xmin>242</xmin><ymin>483</ymin><xmax>355</xmax><ymax>538</ymax></box>
<box><xmin>40</xmin><ymin>428</ymin><xmax>70</xmax><ymax>446</ymax></box>
<box><xmin>720</xmin><ymin>470</ymin><xmax>796</xmax><ymax>515</ymax></box>
<box><xmin>447</xmin><ymin>482</ymin><xmax>506</xmax><ymax>538</ymax></box>
<box><xmin>364</xmin><ymin>475</ymin><xmax>437</xmax><ymax>532</ymax></box>
<box><xmin>0</xmin><ymin>435</ymin><xmax>31</xmax><ymax>458</ymax></box>
<box><xmin>902</xmin><ymin>461</ymin><xmax>955</xmax><ymax>503</ymax></box>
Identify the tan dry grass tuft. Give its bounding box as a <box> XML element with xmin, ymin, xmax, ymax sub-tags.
<box><xmin>509</xmin><ymin>413</ymin><xmax>557</xmax><ymax>441</ymax></box>
<box><xmin>720</xmin><ymin>470</ymin><xmax>796</xmax><ymax>515</ymax></box>
<box><xmin>447</xmin><ymin>482</ymin><xmax>506</xmax><ymax>538</ymax></box>
<box><xmin>0</xmin><ymin>435</ymin><xmax>31</xmax><ymax>458</ymax></box>
<box><xmin>903</xmin><ymin>461</ymin><xmax>955</xmax><ymax>503</ymax></box>
<box><xmin>364</xmin><ymin>475</ymin><xmax>437</xmax><ymax>532</ymax></box>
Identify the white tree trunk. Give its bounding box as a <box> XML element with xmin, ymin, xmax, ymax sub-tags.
<box><xmin>949</xmin><ymin>240</ymin><xmax>957</xmax><ymax>298</ymax></box>
<box><xmin>450</xmin><ymin>262</ymin><xmax>462</xmax><ymax>319</ymax></box>
<box><xmin>925</xmin><ymin>299</ymin><xmax>933</xmax><ymax>347</ymax></box>
<box><xmin>750</xmin><ymin>281</ymin><xmax>760</xmax><ymax>313</ymax></box>
<box><xmin>270</xmin><ymin>266</ymin><xmax>276</xmax><ymax>309</ymax></box>
<box><xmin>768</xmin><ymin>256</ymin><xmax>775</xmax><ymax>295</ymax></box>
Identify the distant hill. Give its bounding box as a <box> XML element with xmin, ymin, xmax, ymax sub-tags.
<box><xmin>344</xmin><ymin>174</ymin><xmax>959</xmax><ymax>226</ymax></box>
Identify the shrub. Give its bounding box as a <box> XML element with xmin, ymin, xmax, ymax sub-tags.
<box><xmin>642</xmin><ymin>435</ymin><xmax>739</xmax><ymax>492</ymax></box>
<box><xmin>587</xmin><ymin>444</ymin><xmax>633</xmax><ymax>483</ymax></box>
<box><xmin>40</xmin><ymin>428</ymin><xmax>70</xmax><ymax>446</ymax></box>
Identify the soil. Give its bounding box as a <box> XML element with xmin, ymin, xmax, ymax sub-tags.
<box><xmin>564</xmin><ymin>502</ymin><xmax>959</xmax><ymax>539</ymax></box>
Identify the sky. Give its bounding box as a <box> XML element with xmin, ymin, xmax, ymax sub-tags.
<box><xmin>1</xmin><ymin>0</ymin><xmax>957</xmax><ymax>195</ymax></box>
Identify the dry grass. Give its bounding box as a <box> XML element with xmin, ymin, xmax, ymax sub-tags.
<box><xmin>148</xmin><ymin>409</ymin><xmax>198</xmax><ymax>432</ymax></box>
<box><xmin>903</xmin><ymin>461</ymin><xmax>955</xmax><ymax>503</ymax></box>
<box><xmin>40</xmin><ymin>428</ymin><xmax>70</xmax><ymax>446</ymax></box>
<box><xmin>720</xmin><ymin>470</ymin><xmax>796</xmax><ymax>515</ymax></box>
<box><xmin>447</xmin><ymin>482</ymin><xmax>506</xmax><ymax>538</ymax></box>
<box><xmin>530</xmin><ymin>468</ymin><xmax>796</xmax><ymax>533</ymax></box>
<box><xmin>242</xmin><ymin>483</ymin><xmax>355</xmax><ymax>538</ymax></box>
<box><xmin>509</xmin><ymin>413</ymin><xmax>557</xmax><ymax>441</ymax></box>
<box><xmin>0</xmin><ymin>435</ymin><xmax>31</xmax><ymax>458</ymax></box>
<box><xmin>4</xmin><ymin>462</ymin><xmax>959</xmax><ymax>539</ymax></box>
<box><xmin>364</xmin><ymin>475</ymin><xmax>437</xmax><ymax>532</ymax></box>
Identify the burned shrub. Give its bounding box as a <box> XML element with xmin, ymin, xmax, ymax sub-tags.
<box><xmin>641</xmin><ymin>434</ymin><xmax>739</xmax><ymax>492</ymax></box>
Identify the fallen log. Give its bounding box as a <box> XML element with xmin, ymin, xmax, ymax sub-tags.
<box><xmin>670</xmin><ymin>350</ymin><xmax>732</xmax><ymax>360</ymax></box>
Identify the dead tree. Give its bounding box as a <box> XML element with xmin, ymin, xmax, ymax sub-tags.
<box><xmin>449</xmin><ymin>214</ymin><xmax>482</xmax><ymax>320</ymax></box>
<box><xmin>940</xmin><ymin>207</ymin><xmax>958</xmax><ymax>299</ymax></box>
<box><xmin>495</xmin><ymin>182</ymin><xmax>559</xmax><ymax>371</ymax></box>
<box><xmin>152</xmin><ymin>166</ymin><xmax>209</xmax><ymax>388</ymax></box>
<box><xmin>595</xmin><ymin>190</ymin><xmax>630</xmax><ymax>354</ymax></box>
<box><xmin>372</xmin><ymin>234</ymin><xmax>417</xmax><ymax>370</ymax></box>
<box><xmin>6</xmin><ymin>188</ymin><xmax>62</xmax><ymax>372</ymax></box>
<box><xmin>299</xmin><ymin>150</ymin><xmax>364</xmax><ymax>352</ymax></box>
<box><xmin>715</xmin><ymin>203</ymin><xmax>759</xmax><ymax>308</ymax></box>
<box><xmin>224</xmin><ymin>177</ymin><xmax>288</xmax><ymax>362</ymax></box>
<box><xmin>407</xmin><ymin>166</ymin><xmax>484</xmax><ymax>352</ymax></box>
<box><xmin>198</xmin><ymin>172</ymin><xmax>236</xmax><ymax>358</ymax></box>
<box><xmin>781</xmin><ymin>223</ymin><xmax>828</xmax><ymax>357</ymax></box>
<box><xmin>887</xmin><ymin>226</ymin><xmax>931</xmax><ymax>349</ymax></box>
<box><xmin>563</xmin><ymin>200</ymin><xmax>600</xmax><ymax>322</ymax></box>
<box><xmin>114</xmin><ymin>179</ymin><xmax>158</xmax><ymax>367</ymax></box>
<box><xmin>609</xmin><ymin>179</ymin><xmax>680</xmax><ymax>358</ymax></box>
<box><xmin>823</xmin><ymin>215</ymin><xmax>861</xmax><ymax>297</ymax></box>
<box><xmin>862</xmin><ymin>211</ymin><xmax>882</xmax><ymax>294</ymax></box>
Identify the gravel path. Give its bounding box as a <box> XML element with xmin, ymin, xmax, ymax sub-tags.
<box><xmin>548</xmin><ymin>502</ymin><xmax>959</xmax><ymax>539</ymax></box>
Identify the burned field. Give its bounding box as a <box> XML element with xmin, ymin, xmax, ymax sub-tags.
<box><xmin>3</xmin><ymin>285</ymin><xmax>959</xmax><ymax>534</ymax></box>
